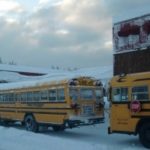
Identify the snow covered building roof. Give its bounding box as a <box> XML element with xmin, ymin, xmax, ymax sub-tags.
<box><xmin>0</xmin><ymin>64</ymin><xmax>48</xmax><ymax>76</ymax></box>
<box><xmin>0</xmin><ymin>64</ymin><xmax>50</xmax><ymax>83</ymax></box>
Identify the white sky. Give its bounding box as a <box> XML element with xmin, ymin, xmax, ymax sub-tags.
<box><xmin>0</xmin><ymin>0</ymin><xmax>149</xmax><ymax>68</ymax></box>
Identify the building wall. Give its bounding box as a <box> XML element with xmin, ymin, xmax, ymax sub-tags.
<box><xmin>114</xmin><ymin>49</ymin><xmax>150</xmax><ymax>75</ymax></box>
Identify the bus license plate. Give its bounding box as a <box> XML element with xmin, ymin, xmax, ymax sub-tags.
<box><xmin>82</xmin><ymin>105</ymin><xmax>94</xmax><ymax>115</ymax></box>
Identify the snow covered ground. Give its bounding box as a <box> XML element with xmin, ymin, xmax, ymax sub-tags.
<box><xmin>0</xmin><ymin>113</ymin><xmax>146</xmax><ymax>150</ymax></box>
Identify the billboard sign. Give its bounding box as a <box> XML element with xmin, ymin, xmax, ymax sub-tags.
<box><xmin>113</xmin><ymin>13</ymin><xmax>150</xmax><ymax>54</ymax></box>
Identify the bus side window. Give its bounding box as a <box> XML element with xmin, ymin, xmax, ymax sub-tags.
<box><xmin>95</xmin><ymin>89</ymin><xmax>103</xmax><ymax>101</ymax></box>
<box><xmin>5</xmin><ymin>94</ymin><xmax>9</xmax><ymax>102</ymax></box>
<box><xmin>113</xmin><ymin>88</ymin><xmax>128</xmax><ymax>102</ymax></box>
<box><xmin>27</xmin><ymin>92</ymin><xmax>33</xmax><ymax>102</ymax></box>
<box><xmin>48</xmin><ymin>89</ymin><xmax>57</xmax><ymax>101</ymax></box>
<box><xmin>69</xmin><ymin>88</ymin><xmax>78</xmax><ymax>102</ymax></box>
<box><xmin>57</xmin><ymin>89</ymin><xmax>65</xmax><ymax>101</ymax></box>
<box><xmin>9</xmin><ymin>93</ymin><xmax>14</xmax><ymax>102</ymax></box>
<box><xmin>41</xmin><ymin>90</ymin><xmax>48</xmax><ymax>101</ymax></box>
<box><xmin>33</xmin><ymin>91</ymin><xmax>40</xmax><ymax>101</ymax></box>
<box><xmin>132</xmin><ymin>86</ymin><xmax>149</xmax><ymax>101</ymax></box>
<box><xmin>20</xmin><ymin>93</ymin><xmax>27</xmax><ymax>102</ymax></box>
<box><xmin>113</xmin><ymin>88</ymin><xmax>121</xmax><ymax>101</ymax></box>
<box><xmin>121</xmin><ymin>88</ymin><xmax>128</xmax><ymax>101</ymax></box>
<box><xmin>0</xmin><ymin>94</ymin><xmax>2</xmax><ymax>102</ymax></box>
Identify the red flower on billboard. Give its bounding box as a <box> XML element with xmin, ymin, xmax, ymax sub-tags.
<box><xmin>130</xmin><ymin>25</ymin><xmax>140</xmax><ymax>35</ymax></box>
<box><xmin>143</xmin><ymin>20</ymin><xmax>150</xmax><ymax>34</ymax></box>
<box><xmin>118</xmin><ymin>23</ymin><xmax>131</xmax><ymax>37</ymax></box>
<box><xmin>118</xmin><ymin>23</ymin><xmax>140</xmax><ymax>37</ymax></box>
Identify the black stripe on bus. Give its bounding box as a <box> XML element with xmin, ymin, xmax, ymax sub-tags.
<box><xmin>0</xmin><ymin>101</ymin><xmax>67</xmax><ymax>104</ymax></box>
<box><xmin>0</xmin><ymin>106</ymin><xmax>72</xmax><ymax>110</ymax></box>
<box><xmin>17</xmin><ymin>111</ymin><xmax>67</xmax><ymax>115</ymax></box>
<box><xmin>112</xmin><ymin>101</ymin><xmax>150</xmax><ymax>104</ymax></box>
<box><xmin>112</xmin><ymin>102</ymin><xmax>129</xmax><ymax>104</ymax></box>
<box><xmin>0</xmin><ymin>109</ymin><xmax>67</xmax><ymax>115</ymax></box>
<box><xmin>141</xmin><ymin>109</ymin><xmax>150</xmax><ymax>112</ymax></box>
<box><xmin>134</xmin><ymin>78</ymin><xmax>150</xmax><ymax>82</ymax></box>
<box><xmin>131</xmin><ymin>115</ymin><xmax>150</xmax><ymax>118</ymax></box>
<box><xmin>139</xmin><ymin>101</ymin><xmax>150</xmax><ymax>104</ymax></box>
<box><xmin>0</xmin><ymin>109</ymin><xmax>15</xmax><ymax>112</ymax></box>
<box><xmin>21</xmin><ymin>102</ymin><xmax>67</xmax><ymax>104</ymax></box>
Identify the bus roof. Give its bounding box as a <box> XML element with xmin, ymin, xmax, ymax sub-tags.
<box><xmin>110</xmin><ymin>72</ymin><xmax>150</xmax><ymax>87</ymax></box>
<box><xmin>0</xmin><ymin>75</ymin><xmax>101</xmax><ymax>91</ymax></box>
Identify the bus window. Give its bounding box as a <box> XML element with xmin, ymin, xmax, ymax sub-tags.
<box><xmin>27</xmin><ymin>92</ymin><xmax>33</xmax><ymax>102</ymax></box>
<box><xmin>41</xmin><ymin>90</ymin><xmax>48</xmax><ymax>101</ymax></box>
<box><xmin>33</xmin><ymin>91</ymin><xmax>40</xmax><ymax>101</ymax></box>
<box><xmin>5</xmin><ymin>94</ymin><xmax>9</xmax><ymax>102</ymax></box>
<box><xmin>132</xmin><ymin>86</ymin><xmax>149</xmax><ymax>101</ymax></box>
<box><xmin>112</xmin><ymin>88</ymin><xmax>128</xmax><ymax>102</ymax></box>
<box><xmin>20</xmin><ymin>93</ymin><xmax>27</xmax><ymax>102</ymax></box>
<box><xmin>0</xmin><ymin>94</ymin><xmax>5</xmax><ymax>102</ymax></box>
<box><xmin>9</xmin><ymin>93</ymin><xmax>14</xmax><ymax>102</ymax></box>
<box><xmin>80</xmin><ymin>88</ymin><xmax>93</xmax><ymax>100</ymax></box>
<box><xmin>0</xmin><ymin>94</ymin><xmax>2</xmax><ymax>102</ymax></box>
<box><xmin>48</xmin><ymin>89</ymin><xmax>57</xmax><ymax>101</ymax></box>
<box><xmin>69</xmin><ymin>88</ymin><xmax>78</xmax><ymax>102</ymax></box>
<box><xmin>95</xmin><ymin>89</ymin><xmax>103</xmax><ymax>101</ymax></box>
<box><xmin>57</xmin><ymin>89</ymin><xmax>65</xmax><ymax>101</ymax></box>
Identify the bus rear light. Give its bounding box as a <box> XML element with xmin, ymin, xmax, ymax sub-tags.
<box><xmin>96</xmin><ymin>102</ymin><xmax>104</xmax><ymax>108</ymax></box>
<box><xmin>69</xmin><ymin>79</ymin><xmax>79</xmax><ymax>86</ymax></box>
<box><xmin>93</xmin><ymin>80</ymin><xmax>102</xmax><ymax>86</ymax></box>
<box><xmin>70</xmin><ymin>103</ymin><xmax>79</xmax><ymax>109</ymax></box>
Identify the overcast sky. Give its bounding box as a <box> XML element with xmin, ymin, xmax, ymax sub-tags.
<box><xmin>0</xmin><ymin>0</ymin><xmax>150</xmax><ymax>69</ymax></box>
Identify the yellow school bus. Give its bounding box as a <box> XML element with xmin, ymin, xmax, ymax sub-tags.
<box><xmin>108</xmin><ymin>72</ymin><xmax>150</xmax><ymax>148</ymax></box>
<box><xmin>0</xmin><ymin>76</ymin><xmax>104</xmax><ymax>132</ymax></box>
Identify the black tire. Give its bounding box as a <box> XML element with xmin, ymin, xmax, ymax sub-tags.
<box><xmin>52</xmin><ymin>125</ymin><xmax>65</xmax><ymax>132</ymax></box>
<box><xmin>24</xmin><ymin>115</ymin><xmax>39</xmax><ymax>132</ymax></box>
<box><xmin>139</xmin><ymin>123</ymin><xmax>150</xmax><ymax>148</ymax></box>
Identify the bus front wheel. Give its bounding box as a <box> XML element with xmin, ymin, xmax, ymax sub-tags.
<box><xmin>139</xmin><ymin>123</ymin><xmax>150</xmax><ymax>148</ymax></box>
<box><xmin>24</xmin><ymin>115</ymin><xmax>39</xmax><ymax>132</ymax></box>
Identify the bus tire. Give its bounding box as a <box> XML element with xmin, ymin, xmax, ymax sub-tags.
<box><xmin>24</xmin><ymin>115</ymin><xmax>39</xmax><ymax>133</ymax></box>
<box><xmin>139</xmin><ymin>123</ymin><xmax>150</xmax><ymax>148</ymax></box>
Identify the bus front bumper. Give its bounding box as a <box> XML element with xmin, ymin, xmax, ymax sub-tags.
<box><xmin>108</xmin><ymin>126</ymin><xmax>135</xmax><ymax>135</ymax></box>
<box><xmin>65</xmin><ymin>116</ymin><xmax>104</xmax><ymax>128</ymax></box>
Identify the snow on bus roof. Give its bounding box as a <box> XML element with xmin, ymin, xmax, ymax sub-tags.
<box><xmin>0</xmin><ymin>74</ymin><xmax>76</xmax><ymax>91</ymax></box>
<box><xmin>0</xmin><ymin>73</ymin><xmax>97</xmax><ymax>91</ymax></box>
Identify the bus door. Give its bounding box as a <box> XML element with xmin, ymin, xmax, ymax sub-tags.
<box><xmin>110</xmin><ymin>87</ymin><xmax>131</xmax><ymax>132</ymax></box>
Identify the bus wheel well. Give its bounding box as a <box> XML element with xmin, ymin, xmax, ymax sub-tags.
<box><xmin>23</xmin><ymin>113</ymin><xmax>35</xmax><ymax>122</ymax></box>
<box><xmin>136</xmin><ymin>118</ymin><xmax>150</xmax><ymax>134</ymax></box>
<box><xmin>23</xmin><ymin>113</ymin><xmax>39</xmax><ymax>132</ymax></box>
